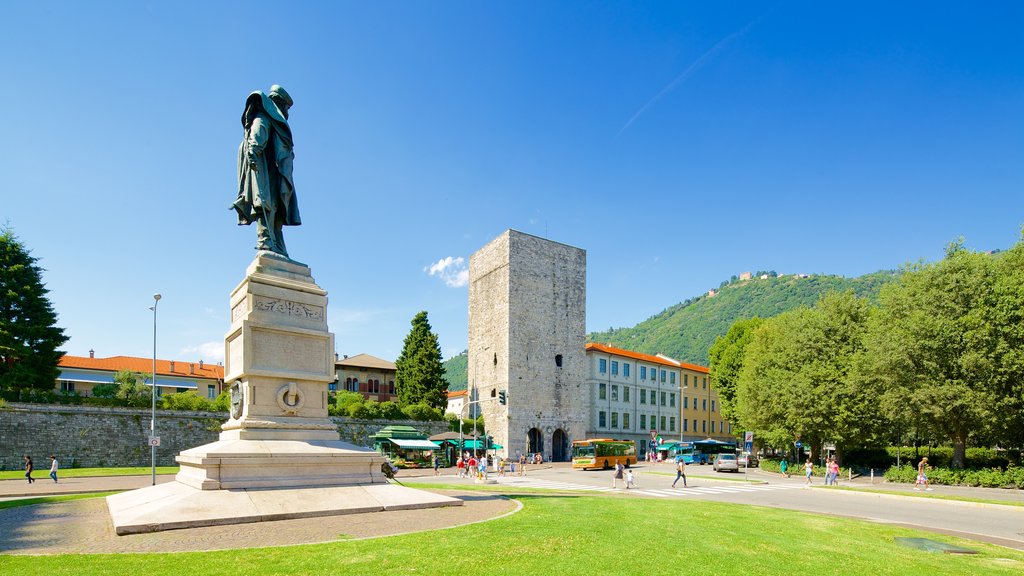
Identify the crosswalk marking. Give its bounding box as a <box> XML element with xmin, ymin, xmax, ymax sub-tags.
<box><xmin>489</xmin><ymin>476</ymin><xmax>803</xmax><ymax>499</ymax></box>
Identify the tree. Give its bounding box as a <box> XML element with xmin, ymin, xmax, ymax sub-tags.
<box><xmin>861</xmin><ymin>243</ymin><xmax>1007</xmax><ymax>469</ymax></box>
<box><xmin>113</xmin><ymin>369</ymin><xmax>151</xmax><ymax>407</ymax></box>
<box><xmin>708</xmin><ymin>317</ymin><xmax>764</xmax><ymax>421</ymax></box>
<box><xmin>0</xmin><ymin>227</ymin><xmax>68</xmax><ymax>397</ymax></box>
<box><xmin>735</xmin><ymin>292</ymin><xmax>874</xmax><ymax>461</ymax></box>
<box><xmin>991</xmin><ymin>235</ymin><xmax>1024</xmax><ymax>449</ymax></box>
<box><xmin>394</xmin><ymin>311</ymin><xmax>449</xmax><ymax>410</ymax></box>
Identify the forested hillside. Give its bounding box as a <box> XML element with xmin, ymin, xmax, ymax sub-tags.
<box><xmin>588</xmin><ymin>272</ymin><xmax>897</xmax><ymax>365</ymax></box>
<box><xmin>443</xmin><ymin>351</ymin><xmax>468</xmax><ymax>392</ymax></box>
<box><xmin>443</xmin><ymin>270</ymin><xmax>898</xmax><ymax>390</ymax></box>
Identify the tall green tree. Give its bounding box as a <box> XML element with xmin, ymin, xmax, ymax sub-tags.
<box><xmin>991</xmin><ymin>235</ymin><xmax>1024</xmax><ymax>449</ymax></box>
<box><xmin>735</xmin><ymin>292</ymin><xmax>874</xmax><ymax>461</ymax></box>
<box><xmin>0</xmin><ymin>228</ymin><xmax>68</xmax><ymax>397</ymax></box>
<box><xmin>861</xmin><ymin>242</ymin><xmax>1007</xmax><ymax>469</ymax></box>
<box><xmin>708</xmin><ymin>317</ymin><xmax>764</xmax><ymax>421</ymax></box>
<box><xmin>394</xmin><ymin>311</ymin><xmax>449</xmax><ymax>410</ymax></box>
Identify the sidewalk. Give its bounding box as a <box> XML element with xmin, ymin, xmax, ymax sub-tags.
<box><xmin>0</xmin><ymin>474</ymin><xmax>177</xmax><ymax>499</ymax></box>
<box><xmin>741</xmin><ymin>466</ymin><xmax>1024</xmax><ymax>505</ymax></box>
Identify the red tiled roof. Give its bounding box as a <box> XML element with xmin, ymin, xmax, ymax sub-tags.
<box><xmin>585</xmin><ymin>343</ymin><xmax>708</xmax><ymax>374</ymax></box>
<box><xmin>447</xmin><ymin>390</ymin><xmax>468</xmax><ymax>398</ymax></box>
<box><xmin>59</xmin><ymin>355</ymin><xmax>224</xmax><ymax>380</ymax></box>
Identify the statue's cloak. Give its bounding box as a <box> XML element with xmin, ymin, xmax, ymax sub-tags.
<box><xmin>231</xmin><ymin>91</ymin><xmax>301</xmax><ymax>227</ymax></box>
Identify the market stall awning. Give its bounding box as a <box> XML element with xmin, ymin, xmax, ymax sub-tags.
<box><xmin>388</xmin><ymin>439</ymin><xmax>441</xmax><ymax>450</ymax></box>
<box><xmin>461</xmin><ymin>440</ymin><xmax>503</xmax><ymax>450</ymax></box>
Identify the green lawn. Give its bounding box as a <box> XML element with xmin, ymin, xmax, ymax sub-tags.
<box><xmin>2</xmin><ymin>492</ymin><xmax>1022</xmax><ymax>575</ymax></box>
<box><xmin>0</xmin><ymin>467</ymin><xmax>179</xmax><ymax>480</ymax></box>
<box><xmin>821</xmin><ymin>485</ymin><xmax>1024</xmax><ymax>507</ymax></box>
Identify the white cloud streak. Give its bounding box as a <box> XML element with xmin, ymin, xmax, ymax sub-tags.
<box><xmin>617</xmin><ymin>16</ymin><xmax>763</xmax><ymax>137</ymax></box>
<box><xmin>425</xmin><ymin>256</ymin><xmax>469</xmax><ymax>288</ymax></box>
<box><xmin>180</xmin><ymin>341</ymin><xmax>224</xmax><ymax>363</ymax></box>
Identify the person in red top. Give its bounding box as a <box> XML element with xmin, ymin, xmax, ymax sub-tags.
<box><xmin>468</xmin><ymin>456</ymin><xmax>478</xmax><ymax>479</ymax></box>
<box><xmin>456</xmin><ymin>456</ymin><xmax>465</xmax><ymax>478</ymax></box>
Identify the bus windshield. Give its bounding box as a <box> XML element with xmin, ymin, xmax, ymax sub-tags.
<box><xmin>572</xmin><ymin>445</ymin><xmax>595</xmax><ymax>458</ymax></box>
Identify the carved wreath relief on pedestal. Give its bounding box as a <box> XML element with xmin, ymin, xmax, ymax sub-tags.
<box><xmin>254</xmin><ymin>296</ymin><xmax>324</xmax><ymax>320</ymax></box>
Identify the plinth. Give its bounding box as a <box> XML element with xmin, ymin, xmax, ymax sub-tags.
<box><xmin>107</xmin><ymin>253</ymin><xmax>461</xmax><ymax>535</ymax></box>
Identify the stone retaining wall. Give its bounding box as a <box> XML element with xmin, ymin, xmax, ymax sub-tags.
<box><xmin>0</xmin><ymin>403</ymin><xmax>449</xmax><ymax>470</ymax></box>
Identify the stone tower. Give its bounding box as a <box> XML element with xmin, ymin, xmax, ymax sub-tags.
<box><xmin>468</xmin><ymin>230</ymin><xmax>587</xmax><ymax>462</ymax></box>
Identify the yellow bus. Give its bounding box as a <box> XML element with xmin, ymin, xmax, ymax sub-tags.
<box><xmin>571</xmin><ymin>438</ymin><xmax>637</xmax><ymax>470</ymax></box>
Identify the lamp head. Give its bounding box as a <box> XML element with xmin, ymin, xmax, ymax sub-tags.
<box><xmin>153</xmin><ymin>294</ymin><xmax>162</xmax><ymax>301</ymax></box>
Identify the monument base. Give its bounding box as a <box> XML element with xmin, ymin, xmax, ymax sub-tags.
<box><xmin>174</xmin><ymin>438</ymin><xmax>388</xmax><ymax>490</ymax></box>
<box><xmin>106</xmin><ymin>481</ymin><xmax>462</xmax><ymax>535</ymax></box>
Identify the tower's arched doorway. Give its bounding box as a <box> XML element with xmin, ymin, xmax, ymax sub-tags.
<box><xmin>527</xmin><ymin>428</ymin><xmax>544</xmax><ymax>456</ymax></box>
<box><xmin>552</xmin><ymin>429</ymin><xmax>568</xmax><ymax>462</ymax></box>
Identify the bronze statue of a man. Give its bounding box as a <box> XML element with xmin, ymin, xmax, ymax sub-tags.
<box><xmin>231</xmin><ymin>85</ymin><xmax>301</xmax><ymax>258</ymax></box>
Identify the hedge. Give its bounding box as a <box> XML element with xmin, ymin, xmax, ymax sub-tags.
<box><xmin>883</xmin><ymin>464</ymin><xmax>1024</xmax><ymax>488</ymax></box>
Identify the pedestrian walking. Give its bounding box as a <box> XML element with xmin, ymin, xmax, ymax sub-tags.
<box><xmin>518</xmin><ymin>453</ymin><xmax>527</xmax><ymax>476</ymax></box>
<box><xmin>612</xmin><ymin>461</ymin><xmax>625</xmax><ymax>488</ymax></box>
<box><xmin>829</xmin><ymin>458</ymin><xmax>840</xmax><ymax>486</ymax></box>
<box><xmin>24</xmin><ymin>455</ymin><xmax>34</xmax><ymax>484</ymax></box>
<box><xmin>432</xmin><ymin>453</ymin><xmax>441</xmax><ymax>476</ymax></box>
<box><xmin>780</xmin><ymin>458</ymin><xmax>789</xmax><ymax>478</ymax></box>
<box><xmin>49</xmin><ymin>455</ymin><xmax>59</xmax><ymax>483</ymax></box>
<box><xmin>914</xmin><ymin>457</ymin><xmax>932</xmax><ymax>491</ymax></box>
<box><xmin>672</xmin><ymin>457</ymin><xmax>687</xmax><ymax>488</ymax></box>
<box><xmin>625</xmin><ymin>468</ymin><xmax>636</xmax><ymax>489</ymax></box>
<box><xmin>804</xmin><ymin>458</ymin><xmax>813</xmax><ymax>487</ymax></box>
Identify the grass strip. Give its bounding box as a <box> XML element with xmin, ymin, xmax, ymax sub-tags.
<box><xmin>0</xmin><ymin>491</ymin><xmax>120</xmax><ymax>510</ymax></box>
<box><xmin>820</xmin><ymin>485</ymin><xmax>1024</xmax><ymax>507</ymax></box>
<box><xmin>2</xmin><ymin>493</ymin><xmax>1022</xmax><ymax>575</ymax></box>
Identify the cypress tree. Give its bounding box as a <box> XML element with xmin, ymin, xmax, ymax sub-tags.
<box><xmin>394</xmin><ymin>311</ymin><xmax>449</xmax><ymax>410</ymax></box>
<box><xmin>0</xmin><ymin>228</ymin><xmax>68</xmax><ymax>397</ymax></box>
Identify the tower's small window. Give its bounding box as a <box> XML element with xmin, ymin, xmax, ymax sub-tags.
<box><xmin>555</xmin><ymin>354</ymin><xmax>563</xmax><ymax>367</ymax></box>
<box><xmin>490</xmin><ymin>389</ymin><xmax>496</xmax><ymax>397</ymax></box>
<box><xmin>493</xmin><ymin>353</ymin><xmax>498</xmax><ymax>365</ymax></box>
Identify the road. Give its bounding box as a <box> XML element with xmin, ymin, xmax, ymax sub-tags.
<box><xmin>403</xmin><ymin>462</ymin><xmax>1024</xmax><ymax>551</ymax></box>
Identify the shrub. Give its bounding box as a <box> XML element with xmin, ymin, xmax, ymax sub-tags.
<box><xmin>211</xmin><ymin>390</ymin><xmax>230</xmax><ymax>412</ymax></box>
<box><xmin>884</xmin><ymin>464</ymin><xmax>1023</xmax><ymax>488</ymax></box>
<box><xmin>90</xmin><ymin>383</ymin><xmax>119</xmax><ymax>398</ymax></box>
<box><xmin>377</xmin><ymin>401</ymin><xmax>404</xmax><ymax>420</ymax></box>
<box><xmin>402</xmin><ymin>402</ymin><xmax>443</xmax><ymax>421</ymax></box>
<box><xmin>0</xmin><ymin>397</ymin><xmax>6</xmax><ymax>409</ymax></box>
<box><xmin>161</xmin><ymin>391</ymin><xmax>214</xmax><ymax>412</ymax></box>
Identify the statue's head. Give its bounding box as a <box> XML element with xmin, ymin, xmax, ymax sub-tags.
<box><xmin>269</xmin><ymin>85</ymin><xmax>293</xmax><ymax>117</ymax></box>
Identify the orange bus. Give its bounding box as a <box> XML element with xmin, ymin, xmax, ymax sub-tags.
<box><xmin>571</xmin><ymin>438</ymin><xmax>637</xmax><ymax>470</ymax></box>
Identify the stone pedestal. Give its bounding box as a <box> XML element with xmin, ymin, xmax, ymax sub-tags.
<box><xmin>107</xmin><ymin>253</ymin><xmax>461</xmax><ymax>534</ymax></box>
<box><xmin>173</xmin><ymin>253</ymin><xmax>387</xmax><ymax>490</ymax></box>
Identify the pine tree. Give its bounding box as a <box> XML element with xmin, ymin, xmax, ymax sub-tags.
<box><xmin>0</xmin><ymin>227</ymin><xmax>68</xmax><ymax>397</ymax></box>
<box><xmin>394</xmin><ymin>311</ymin><xmax>449</xmax><ymax>410</ymax></box>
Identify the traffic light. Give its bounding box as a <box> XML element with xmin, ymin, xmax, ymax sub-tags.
<box><xmin>498</xmin><ymin>390</ymin><xmax>507</xmax><ymax>405</ymax></box>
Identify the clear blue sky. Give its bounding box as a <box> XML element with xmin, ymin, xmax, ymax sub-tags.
<box><xmin>5</xmin><ymin>2</ymin><xmax>1023</xmax><ymax>366</ymax></box>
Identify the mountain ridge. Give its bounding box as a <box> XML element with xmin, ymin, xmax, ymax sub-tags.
<box><xmin>442</xmin><ymin>270</ymin><xmax>898</xmax><ymax>391</ymax></box>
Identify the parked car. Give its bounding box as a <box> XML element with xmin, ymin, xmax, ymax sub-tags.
<box><xmin>713</xmin><ymin>453</ymin><xmax>739</xmax><ymax>473</ymax></box>
<box><xmin>737</xmin><ymin>452</ymin><xmax>758</xmax><ymax>468</ymax></box>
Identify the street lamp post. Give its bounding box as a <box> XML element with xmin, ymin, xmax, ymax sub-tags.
<box><xmin>150</xmin><ymin>293</ymin><xmax>161</xmax><ymax>486</ymax></box>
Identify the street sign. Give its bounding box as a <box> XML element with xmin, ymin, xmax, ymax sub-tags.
<box><xmin>744</xmin><ymin>431</ymin><xmax>753</xmax><ymax>454</ymax></box>
<box><xmin>148</xmin><ymin>436</ymin><xmax>161</xmax><ymax>447</ymax></box>
<box><xmin>795</xmin><ymin>440</ymin><xmax>803</xmax><ymax>449</ymax></box>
